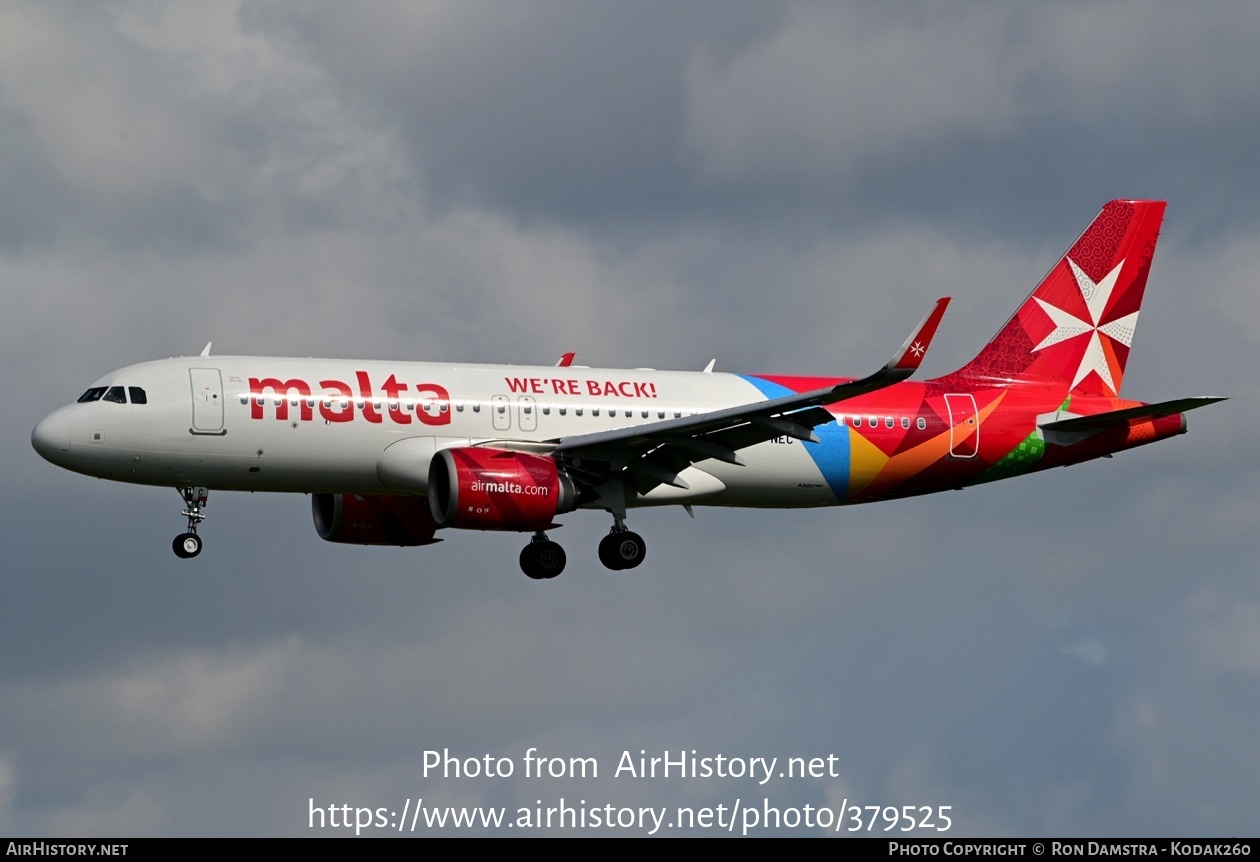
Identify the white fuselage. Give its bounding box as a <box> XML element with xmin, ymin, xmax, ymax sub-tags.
<box><xmin>33</xmin><ymin>356</ymin><xmax>849</xmax><ymax>509</ymax></box>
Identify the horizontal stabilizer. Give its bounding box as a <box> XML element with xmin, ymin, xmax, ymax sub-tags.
<box><xmin>1039</xmin><ymin>397</ymin><xmax>1226</xmax><ymax>433</ymax></box>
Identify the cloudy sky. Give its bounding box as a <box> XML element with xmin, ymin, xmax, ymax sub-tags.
<box><xmin>4</xmin><ymin>0</ymin><xmax>1258</xmax><ymax>837</ymax></box>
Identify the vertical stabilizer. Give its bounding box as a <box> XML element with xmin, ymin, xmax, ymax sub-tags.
<box><xmin>951</xmin><ymin>200</ymin><xmax>1166</xmax><ymax>396</ymax></box>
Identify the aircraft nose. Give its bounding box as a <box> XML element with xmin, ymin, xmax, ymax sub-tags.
<box><xmin>32</xmin><ymin>408</ymin><xmax>72</xmax><ymax>465</ymax></box>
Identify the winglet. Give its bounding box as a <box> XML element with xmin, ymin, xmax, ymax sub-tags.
<box><xmin>555</xmin><ymin>352</ymin><xmax>576</xmax><ymax>368</ymax></box>
<box><xmin>884</xmin><ymin>297</ymin><xmax>949</xmax><ymax>374</ymax></box>
<box><xmin>200</xmin><ymin>342</ymin><xmax>213</xmax><ymax>357</ymax></box>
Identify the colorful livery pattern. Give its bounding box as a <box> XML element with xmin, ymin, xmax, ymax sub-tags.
<box><xmin>737</xmin><ymin>200</ymin><xmax>1182</xmax><ymax>505</ymax></box>
<box><xmin>32</xmin><ymin>201</ymin><xmax>1222</xmax><ymax>579</ymax></box>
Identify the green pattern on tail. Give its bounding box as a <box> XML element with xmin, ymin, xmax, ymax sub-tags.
<box><xmin>979</xmin><ymin>432</ymin><xmax>1045</xmax><ymax>482</ymax></box>
<box><xmin>977</xmin><ymin>397</ymin><xmax>1068</xmax><ymax>482</ymax></box>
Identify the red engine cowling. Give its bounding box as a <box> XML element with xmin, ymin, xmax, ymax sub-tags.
<box><xmin>312</xmin><ymin>493</ymin><xmax>441</xmax><ymax>546</ymax></box>
<box><xmin>428</xmin><ymin>447</ymin><xmax>578</xmax><ymax>530</ymax></box>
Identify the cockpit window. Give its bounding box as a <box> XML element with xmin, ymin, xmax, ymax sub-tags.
<box><xmin>78</xmin><ymin>385</ymin><xmax>146</xmax><ymax>404</ymax></box>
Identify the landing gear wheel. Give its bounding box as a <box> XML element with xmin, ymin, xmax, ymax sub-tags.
<box><xmin>173</xmin><ymin>532</ymin><xmax>202</xmax><ymax>559</ymax></box>
<box><xmin>534</xmin><ymin>541</ymin><xmax>565</xmax><ymax>578</ymax></box>
<box><xmin>598</xmin><ymin>531</ymin><xmax>646</xmax><ymax>571</ymax></box>
<box><xmin>520</xmin><ymin>540</ymin><xmax>566</xmax><ymax>579</ymax></box>
<box><xmin>520</xmin><ymin>544</ymin><xmax>543</xmax><ymax>579</ymax></box>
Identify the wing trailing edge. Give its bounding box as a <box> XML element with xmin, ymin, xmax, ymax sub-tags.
<box><xmin>551</xmin><ymin>297</ymin><xmax>950</xmax><ymax>494</ymax></box>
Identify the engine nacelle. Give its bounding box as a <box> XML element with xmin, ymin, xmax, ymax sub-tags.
<box><xmin>312</xmin><ymin>493</ymin><xmax>441</xmax><ymax>546</ymax></box>
<box><xmin>428</xmin><ymin>447</ymin><xmax>578</xmax><ymax>531</ymax></box>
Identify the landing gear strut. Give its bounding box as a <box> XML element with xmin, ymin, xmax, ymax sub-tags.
<box><xmin>520</xmin><ymin>532</ymin><xmax>566</xmax><ymax>580</ymax></box>
<box><xmin>590</xmin><ymin>482</ymin><xmax>647</xmax><ymax>571</ymax></box>
<box><xmin>173</xmin><ymin>486</ymin><xmax>208</xmax><ymax>559</ymax></box>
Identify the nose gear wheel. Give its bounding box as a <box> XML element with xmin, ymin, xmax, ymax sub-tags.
<box><xmin>172</xmin><ymin>486</ymin><xmax>209</xmax><ymax>559</ymax></box>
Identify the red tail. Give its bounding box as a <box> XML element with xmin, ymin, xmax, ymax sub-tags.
<box><xmin>952</xmin><ymin>200</ymin><xmax>1166</xmax><ymax>397</ymax></box>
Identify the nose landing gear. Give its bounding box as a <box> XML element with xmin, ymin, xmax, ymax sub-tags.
<box><xmin>173</xmin><ymin>486</ymin><xmax>208</xmax><ymax>559</ymax></box>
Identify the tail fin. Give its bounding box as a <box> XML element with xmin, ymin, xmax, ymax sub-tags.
<box><xmin>951</xmin><ymin>200</ymin><xmax>1166</xmax><ymax>396</ymax></box>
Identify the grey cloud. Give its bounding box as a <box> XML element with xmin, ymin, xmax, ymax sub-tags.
<box><xmin>3</xmin><ymin>0</ymin><xmax>1256</xmax><ymax>837</ymax></box>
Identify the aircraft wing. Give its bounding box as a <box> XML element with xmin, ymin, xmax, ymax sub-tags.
<box><xmin>550</xmin><ymin>298</ymin><xmax>950</xmax><ymax>493</ymax></box>
<box><xmin>1038</xmin><ymin>396</ymin><xmax>1226</xmax><ymax>433</ymax></box>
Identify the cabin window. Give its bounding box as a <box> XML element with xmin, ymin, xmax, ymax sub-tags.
<box><xmin>917</xmin><ymin>417</ymin><xmax>927</xmax><ymax>430</ymax></box>
<box><xmin>867</xmin><ymin>417</ymin><xmax>877</xmax><ymax>428</ymax></box>
<box><xmin>885</xmin><ymin>417</ymin><xmax>894</xmax><ymax>429</ymax></box>
<box><xmin>901</xmin><ymin>417</ymin><xmax>910</xmax><ymax>429</ymax></box>
<box><xmin>591</xmin><ymin>407</ymin><xmax>600</xmax><ymax>417</ymax></box>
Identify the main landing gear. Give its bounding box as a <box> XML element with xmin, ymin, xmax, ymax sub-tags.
<box><xmin>173</xmin><ymin>486</ymin><xmax>208</xmax><ymax>559</ymax></box>
<box><xmin>598</xmin><ymin>509</ymin><xmax>646</xmax><ymax>571</ymax></box>
<box><xmin>516</xmin><ymin>520</ymin><xmax>646</xmax><ymax>579</ymax></box>
<box><xmin>598</xmin><ymin>526</ymin><xmax>646</xmax><ymax>571</ymax></box>
<box><xmin>520</xmin><ymin>532</ymin><xmax>566</xmax><ymax>580</ymax></box>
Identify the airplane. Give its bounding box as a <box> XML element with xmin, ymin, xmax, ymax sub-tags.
<box><xmin>31</xmin><ymin>200</ymin><xmax>1223</xmax><ymax>579</ymax></box>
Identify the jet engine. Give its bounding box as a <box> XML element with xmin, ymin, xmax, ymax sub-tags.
<box><xmin>428</xmin><ymin>447</ymin><xmax>578</xmax><ymax>530</ymax></box>
<box><xmin>312</xmin><ymin>493</ymin><xmax>441</xmax><ymax>546</ymax></box>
